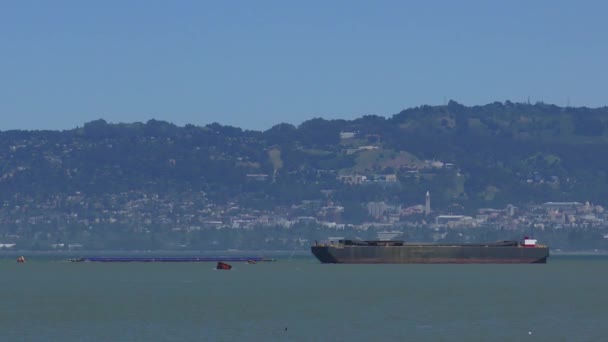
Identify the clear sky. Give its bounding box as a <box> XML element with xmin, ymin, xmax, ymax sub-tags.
<box><xmin>1</xmin><ymin>0</ymin><xmax>606</xmax><ymax>131</ymax></box>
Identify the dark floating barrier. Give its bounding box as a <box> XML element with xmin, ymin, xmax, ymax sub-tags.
<box><xmin>69</xmin><ymin>256</ymin><xmax>275</xmax><ymax>263</ymax></box>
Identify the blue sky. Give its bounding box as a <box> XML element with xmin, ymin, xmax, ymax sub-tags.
<box><xmin>1</xmin><ymin>0</ymin><xmax>606</xmax><ymax>131</ymax></box>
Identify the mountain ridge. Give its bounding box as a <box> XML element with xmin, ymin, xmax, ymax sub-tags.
<box><xmin>2</xmin><ymin>100</ymin><xmax>608</xmax><ymax>250</ymax></box>
<box><xmin>2</xmin><ymin>100</ymin><xmax>608</xmax><ymax>209</ymax></box>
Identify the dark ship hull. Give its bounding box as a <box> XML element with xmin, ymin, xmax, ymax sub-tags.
<box><xmin>311</xmin><ymin>240</ymin><xmax>549</xmax><ymax>264</ymax></box>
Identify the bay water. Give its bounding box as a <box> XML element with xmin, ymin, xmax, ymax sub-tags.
<box><xmin>1</xmin><ymin>254</ymin><xmax>606</xmax><ymax>341</ymax></box>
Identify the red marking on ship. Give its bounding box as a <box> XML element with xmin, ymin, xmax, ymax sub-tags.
<box><xmin>335</xmin><ymin>258</ymin><xmax>546</xmax><ymax>264</ymax></box>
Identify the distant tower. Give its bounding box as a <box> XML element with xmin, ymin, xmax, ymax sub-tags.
<box><xmin>506</xmin><ymin>204</ymin><xmax>516</xmax><ymax>217</ymax></box>
<box><xmin>425</xmin><ymin>191</ymin><xmax>431</xmax><ymax>215</ymax></box>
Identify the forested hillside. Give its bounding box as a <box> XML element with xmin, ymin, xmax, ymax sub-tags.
<box><xmin>2</xmin><ymin>101</ymin><xmax>608</xmax><ymax>250</ymax></box>
<box><xmin>2</xmin><ymin>101</ymin><xmax>607</xmax><ymax>210</ymax></box>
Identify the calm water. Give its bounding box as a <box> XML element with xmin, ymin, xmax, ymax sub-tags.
<box><xmin>1</xmin><ymin>254</ymin><xmax>607</xmax><ymax>341</ymax></box>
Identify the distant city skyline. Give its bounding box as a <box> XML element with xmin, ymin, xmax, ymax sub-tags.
<box><xmin>1</xmin><ymin>1</ymin><xmax>607</xmax><ymax>131</ymax></box>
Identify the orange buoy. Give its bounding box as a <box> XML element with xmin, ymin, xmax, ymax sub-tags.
<box><xmin>216</xmin><ymin>261</ymin><xmax>232</xmax><ymax>270</ymax></box>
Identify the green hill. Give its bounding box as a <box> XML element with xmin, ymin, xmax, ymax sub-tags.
<box><xmin>1</xmin><ymin>101</ymin><xmax>608</xmax><ymax>211</ymax></box>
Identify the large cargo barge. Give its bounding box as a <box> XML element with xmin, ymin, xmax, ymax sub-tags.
<box><xmin>311</xmin><ymin>238</ymin><xmax>549</xmax><ymax>264</ymax></box>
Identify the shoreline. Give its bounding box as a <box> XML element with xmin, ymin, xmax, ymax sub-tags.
<box><xmin>1</xmin><ymin>250</ymin><xmax>608</xmax><ymax>257</ymax></box>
